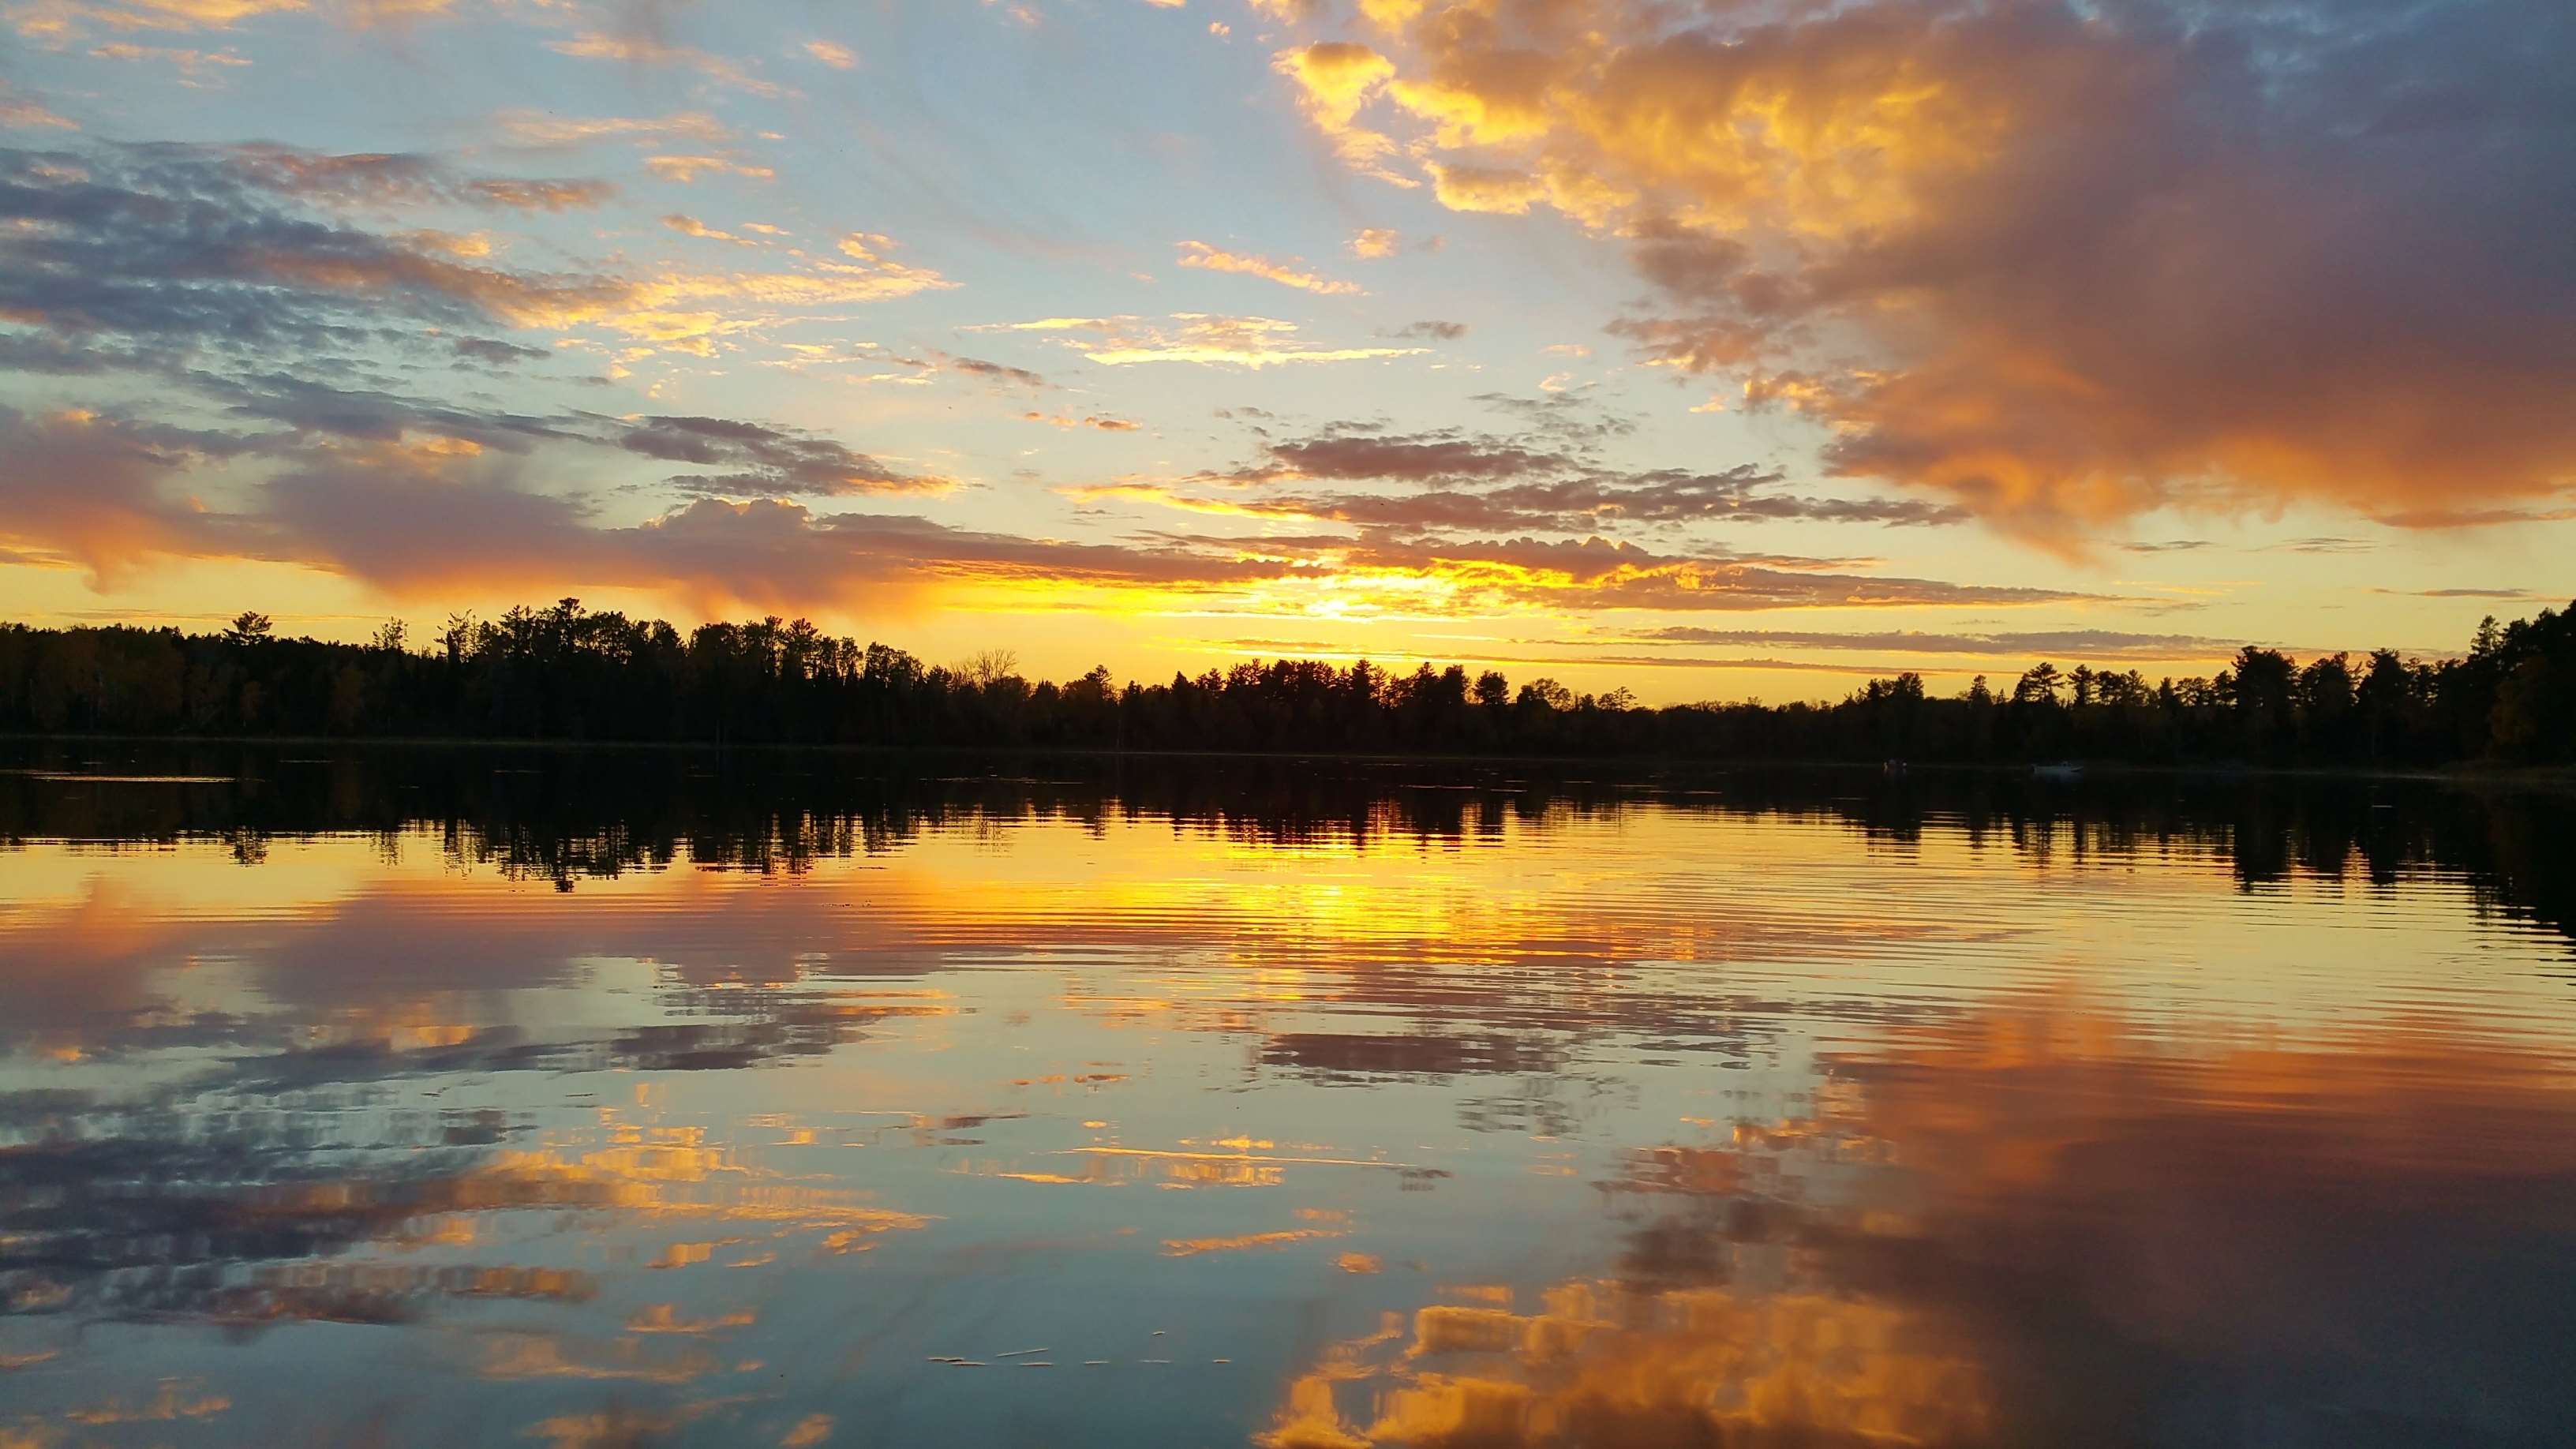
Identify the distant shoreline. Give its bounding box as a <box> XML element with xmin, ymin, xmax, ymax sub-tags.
<box><xmin>7</xmin><ymin>731</ymin><xmax>2570</xmax><ymax>789</ymax></box>
<box><xmin>9</xmin><ymin>603</ymin><xmax>2568</xmax><ymax>774</ymax></box>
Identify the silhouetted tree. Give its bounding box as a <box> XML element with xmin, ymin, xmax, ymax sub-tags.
<box><xmin>3</xmin><ymin>601</ymin><xmax>2570</xmax><ymax>768</ymax></box>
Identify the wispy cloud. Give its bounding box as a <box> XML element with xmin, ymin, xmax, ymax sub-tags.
<box><xmin>1003</xmin><ymin>314</ymin><xmax>1421</xmax><ymax>368</ymax></box>
<box><xmin>1176</xmin><ymin>240</ymin><xmax>1361</xmax><ymax>295</ymax></box>
<box><xmin>496</xmin><ymin>110</ymin><xmax>732</xmax><ymax>149</ymax></box>
<box><xmin>643</xmin><ymin>155</ymin><xmax>775</xmax><ymax>183</ymax></box>
<box><xmin>547</xmin><ymin>30</ymin><xmax>788</xmax><ymax>99</ymax></box>
<box><xmin>0</xmin><ymin>85</ymin><xmax>77</xmax><ymax>129</ymax></box>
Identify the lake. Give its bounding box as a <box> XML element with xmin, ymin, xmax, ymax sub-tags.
<box><xmin>3</xmin><ymin>744</ymin><xmax>2573</xmax><ymax>1447</ymax></box>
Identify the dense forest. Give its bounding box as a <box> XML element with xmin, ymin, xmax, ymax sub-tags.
<box><xmin>0</xmin><ymin>599</ymin><xmax>2569</xmax><ymax>766</ymax></box>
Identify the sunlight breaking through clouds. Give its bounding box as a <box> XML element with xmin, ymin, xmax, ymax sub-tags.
<box><xmin>0</xmin><ymin>0</ymin><xmax>2563</xmax><ymax>697</ymax></box>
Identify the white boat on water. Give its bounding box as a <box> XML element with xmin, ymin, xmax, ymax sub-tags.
<box><xmin>2032</xmin><ymin>762</ymin><xmax>2086</xmax><ymax>782</ymax></box>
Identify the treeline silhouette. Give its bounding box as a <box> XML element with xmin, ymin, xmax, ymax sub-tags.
<box><xmin>0</xmin><ymin>598</ymin><xmax>2569</xmax><ymax>766</ymax></box>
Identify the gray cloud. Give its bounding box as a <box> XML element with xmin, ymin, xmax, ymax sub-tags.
<box><xmin>945</xmin><ymin>355</ymin><xmax>1050</xmax><ymax>388</ymax></box>
<box><xmin>615</xmin><ymin>414</ymin><xmax>949</xmax><ymax>496</ymax></box>
<box><xmin>1171</xmin><ymin>423</ymin><xmax>1960</xmax><ymax>534</ymax></box>
<box><xmin>217</xmin><ymin>142</ymin><xmax>614</xmax><ymax>212</ymax></box>
<box><xmin>0</xmin><ymin>142</ymin><xmax>627</xmax><ymax>354</ymax></box>
<box><xmin>1261</xmin><ymin>428</ymin><xmax>1574</xmax><ymax>484</ymax></box>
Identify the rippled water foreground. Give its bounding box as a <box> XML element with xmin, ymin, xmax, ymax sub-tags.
<box><xmin>2</xmin><ymin>746</ymin><xmax>2573</xmax><ymax>1447</ymax></box>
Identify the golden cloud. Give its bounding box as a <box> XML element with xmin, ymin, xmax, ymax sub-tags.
<box><xmin>496</xmin><ymin>110</ymin><xmax>732</xmax><ymax>148</ymax></box>
<box><xmin>1272</xmin><ymin>40</ymin><xmax>1415</xmax><ymax>186</ymax></box>
<box><xmin>1258</xmin><ymin>0</ymin><xmax>2576</xmax><ymax>540</ymax></box>
<box><xmin>1177</xmin><ymin>240</ymin><xmax>1363</xmax><ymax>295</ymax></box>
<box><xmin>643</xmin><ymin>154</ymin><xmax>777</xmax><ymax>183</ymax></box>
<box><xmin>9</xmin><ymin>0</ymin><xmax>452</xmax><ymax>39</ymax></box>
<box><xmin>1041</xmin><ymin>313</ymin><xmax>1422</xmax><ymax>369</ymax></box>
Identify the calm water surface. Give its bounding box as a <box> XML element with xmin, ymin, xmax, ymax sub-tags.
<box><xmin>2</xmin><ymin>746</ymin><xmax>2573</xmax><ymax>1447</ymax></box>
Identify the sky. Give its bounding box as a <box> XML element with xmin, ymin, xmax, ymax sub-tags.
<box><xmin>0</xmin><ymin>0</ymin><xmax>2568</xmax><ymax>702</ymax></box>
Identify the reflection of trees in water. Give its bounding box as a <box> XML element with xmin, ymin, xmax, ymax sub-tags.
<box><xmin>4</xmin><ymin>746</ymin><xmax>2566</xmax><ymax>945</ymax></box>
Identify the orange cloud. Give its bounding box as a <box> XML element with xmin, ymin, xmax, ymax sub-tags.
<box><xmin>13</xmin><ymin>0</ymin><xmax>302</xmax><ymax>34</ymax></box>
<box><xmin>1021</xmin><ymin>313</ymin><xmax>1422</xmax><ymax>369</ymax></box>
<box><xmin>1349</xmin><ymin>227</ymin><xmax>1401</xmax><ymax>259</ymax></box>
<box><xmin>0</xmin><ymin>406</ymin><xmax>2086</xmax><ymax>623</ymax></box>
<box><xmin>84</xmin><ymin>39</ymin><xmax>250</xmax><ymax>79</ymax></box>
<box><xmin>1259</xmin><ymin>0</ymin><xmax>2576</xmax><ymax>541</ymax></box>
<box><xmin>643</xmin><ymin>154</ymin><xmax>776</xmax><ymax>183</ymax></box>
<box><xmin>0</xmin><ymin>84</ymin><xmax>77</xmax><ymax>129</ymax></box>
<box><xmin>661</xmin><ymin>213</ymin><xmax>751</xmax><ymax>245</ymax></box>
<box><xmin>1271</xmin><ymin>41</ymin><xmax>1413</xmax><ymax>186</ymax></box>
<box><xmin>1177</xmin><ymin>240</ymin><xmax>1362</xmax><ymax>295</ymax></box>
<box><xmin>547</xmin><ymin>30</ymin><xmax>785</xmax><ymax>99</ymax></box>
<box><xmin>496</xmin><ymin>110</ymin><xmax>731</xmax><ymax>148</ymax></box>
<box><xmin>466</xmin><ymin>176</ymin><xmax>611</xmax><ymax>210</ymax></box>
<box><xmin>9</xmin><ymin>0</ymin><xmax>452</xmax><ymax>38</ymax></box>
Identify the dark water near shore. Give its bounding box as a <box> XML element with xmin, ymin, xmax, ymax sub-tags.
<box><xmin>3</xmin><ymin>743</ymin><xmax>2574</xmax><ymax>1447</ymax></box>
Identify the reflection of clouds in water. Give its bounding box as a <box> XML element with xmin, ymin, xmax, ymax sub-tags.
<box><xmin>0</xmin><ymin>821</ymin><xmax>1977</xmax><ymax>1076</ymax></box>
<box><xmin>0</xmin><ymin>1104</ymin><xmax>932</xmax><ymax>1331</ymax></box>
<box><xmin>1262</xmin><ymin>1003</ymin><xmax>2576</xmax><ymax>1447</ymax></box>
<box><xmin>0</xmin><ymin>867</ymin><xmax>957</xmax><ymax>1062</ymax></box>
<box><xmin>1262</xmin><ymin>1286</ymin><xmax>1988</xmax><ymax>1449</ymax></box>
<box><xmin>6</xmin><ymin>765</ymin><xmax>2570</xmax><ymax>1072</ymax></box>
<box><xmin>3</xmin><ymin>768</ymin><xmax>2574</xmax><ymax>1445</ymax></box>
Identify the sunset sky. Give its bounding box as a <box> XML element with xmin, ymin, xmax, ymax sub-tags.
<box><xmin>2</xmin><ymin>0</ymin><xmax>2567</xmax><ymax>701</ymax></box>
